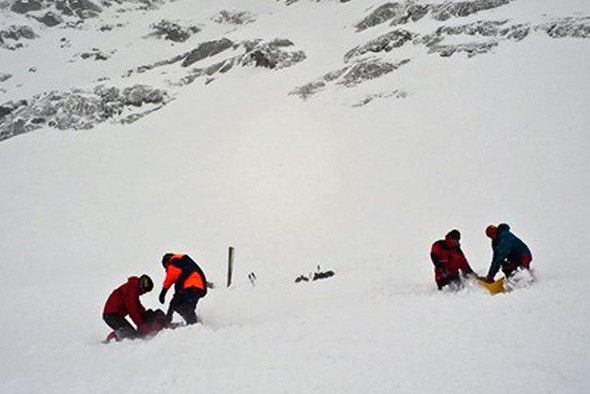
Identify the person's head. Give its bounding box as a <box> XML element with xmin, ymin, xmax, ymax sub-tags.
<box><xmin>445</xmin><ymin>229</ymin><xmax>461</xmax><ymax>247</ymax></box>
<box><xmin>485</xmin><ymin>225</ymin><xmax>498</xmax><ymax>239</ymax></box>
<box><xmin>138</xmin><ymin>274</ymin><xmax>154</xmax><ymax>295</ymax></box>
<box><xmin>162</xmin><ymin>253</ymin><xmax>174</xmax><ymax>268</ymax></box>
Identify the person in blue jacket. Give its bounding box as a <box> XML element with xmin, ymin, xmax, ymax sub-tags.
<box><xmin>485</xmin><ymin>223</ymin><xmax>532</xmax><ymax>282</ymax></box>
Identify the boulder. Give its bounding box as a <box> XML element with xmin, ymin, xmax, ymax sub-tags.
<box><xmin>182</xmin><ymin>38</ymin><xmax>234</xmax><ymax>67</ymax></box>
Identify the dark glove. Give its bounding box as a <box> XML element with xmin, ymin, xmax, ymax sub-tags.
<box><xmin>159</xmin><ymin>288</ymin><xmax>168</xmax><ymax>304</ymax></box>
<box><xmin>485</xmin><ymin>275</ymin><xmax>495</xmax><ymax>283</ymax></box>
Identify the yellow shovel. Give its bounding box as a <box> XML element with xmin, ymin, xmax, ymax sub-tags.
<box><xmin>477</xmin><ymin>277</ymin><xmax>506</xmax><ymax>295</ymax></box>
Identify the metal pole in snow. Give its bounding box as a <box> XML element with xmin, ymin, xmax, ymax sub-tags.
<box><xmin>227</xmin><ymin>246</ymin><xmax>234</xmax><ymax>287</ymax></box>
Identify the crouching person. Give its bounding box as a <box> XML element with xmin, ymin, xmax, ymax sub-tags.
<box><xmin>430</xmin><ymin>229</ymin><xmax>476</xmax><ymax>290</ymax></box>
<box><xmin>484</xmin><ymin>223</ymin><xmax>532</xmax><ymax>282</ymax></box>
<box><xmin>159</xmin><ymin>253</ymin><xmax>207</xmax><ymax>325</ymax></box>
<box><xmin>103</xmin><ymin>274</ymin><xmax>154</xmax><ymax>341</ymax></box>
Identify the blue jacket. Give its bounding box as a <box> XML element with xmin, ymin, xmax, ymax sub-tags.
<box><xmin>487</xmin><ymin>224</ymin><xmax>532</xmax><ymax>278</ymax></box>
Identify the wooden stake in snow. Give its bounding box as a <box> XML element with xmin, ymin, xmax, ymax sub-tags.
<box><xmin>227</xmin><ymin>246</ymin><xmax>234</xmax><ymax>287</ymax></box>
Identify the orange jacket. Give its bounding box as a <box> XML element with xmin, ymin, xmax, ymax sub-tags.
<box><xmin>163</xmin><ymin>254</ymin><xmax>206</xmax><ymax>292</ymax></box>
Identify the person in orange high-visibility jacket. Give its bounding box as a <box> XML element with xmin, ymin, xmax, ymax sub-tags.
<box><xmin>158</xmin><ymin>253</ymin><xmax>207</xmax><ymax>325</ymax></box>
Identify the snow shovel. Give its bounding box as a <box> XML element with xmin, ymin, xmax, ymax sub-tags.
<box><xmin>477</xmin><ymin>277</ymin><xmax>505</xmax><ymax>295</ymax></box>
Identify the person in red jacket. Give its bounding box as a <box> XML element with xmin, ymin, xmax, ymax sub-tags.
<box><xmin>103</xmin><ymin>274</ymin><xmax>154</xmax><ymax>340</ymax></box>
<box><xmin>159</xmin><ymin>253</ymin><xmax>207</xmax><ymax>325</ymax></box>
<box><xmin>430</xmin><ymin>229</ymin><xmax>476</xmax><ymax>290</ymax></box>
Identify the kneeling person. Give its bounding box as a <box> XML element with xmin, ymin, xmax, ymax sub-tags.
<box><xmin>103</xmin><ymin>274</ymin><xmax>154</xmax><ymax>340</ymax></box>
<box><xmin>430</xmin><ymin>229</ymin><xmax>475</xmax><ymax>290</ymax></box>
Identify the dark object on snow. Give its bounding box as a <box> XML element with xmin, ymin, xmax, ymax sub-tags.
<box><xmin>295</xmin><ymin>266</ymin><xmax>335</xmax><ymax>283</ymax></box>
<box><xmin>313</xmin><ymin>270</ymin><xmax>335</xmax><ymax>281</ymax></box>
<box><xmin>295</xmin><ymin>275</ymin><xmax>309</xmax><ymax>283</ymax></box>
<box><xmin>248</xmin><ymin>272</ymin><xmax>257</xmax><ymax>287</ymax></box>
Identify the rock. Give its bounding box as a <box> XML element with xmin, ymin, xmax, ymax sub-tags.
<box><xmin>345</xmin><ymin>29</ymin><xmax>415</xmax><ymax>62</ymax></box>
<box><xmin>240</xmin><ymin>38</ymin><xmax>306</xmax><ymax>70</ymax></box>
<box><xmin>540</xmin><ymin>17</ymin><xmax>590</xmax><ymax>39</ymax></box>
<box><xmin>36</xmin><ymin>12</ymin><xmax>64</xmax><ymax>27</ymax></box>
<box><xmin>338</xmin><ymin>59</ymin><xmax>410</xmax><ymax>87</ymax></box>
<box><xmin>354</xmin><ymin>0</ymin><xmax>512</xmax><ymax>31</ymax></box>
<box><xmin>429</xmin><ymin>41</ymin><xmax>499</xmax><ymax>57</ymax></box>
<box><xmin>418</xmin><ymin>20</ymin><xmax>531</xmax><ymax>57</ymax></box>
<box><xmin>0</xmin><ymin>85</ymin><xmax>168</xmax><ymax>142</ymax></box>
<box><xmin>150</xmin><ymin>20</ymin><xmax>201</xmax><ymax>43</ymax></box>
<box><xmin>122</xmin><ymin>85</ymin><xmax>167</xmax><ymax>107</ymax></box>
<box><xmin>431</xmin><ymin>0</ymin><xmax>511</xmax><ymax>22</ymax></box>
<box><xmin>68</xmin><ymin>0</ymin><xmax>102</xmax><ymax>19</ymax></box>
<box><xmin>250</xmin><ymin>50</ymin><xmax>276</xmax><ymax>69</ymax></box>
<box><xmin>182</xmin><ymin>38</ymin><xmax>234</xmax><ymax>67</ymax></box>
<box><xmin>0</xmin><ymin>73</ymin><xmax>12</xmax><ymax>82</ymax></box>
<box><xmin>10</xmin><ymin>0</ymin><xmax>43</xmax><ymax>14</ymax></box>
<box><xmin>289</xmin><ymin>81</ymin><xmax>327</xmax><ymax>100</ymax></box>
<box><xmin>212</xmin><ymin>10</ymin><xmax>255</xmax><ymax>25</ymax></box>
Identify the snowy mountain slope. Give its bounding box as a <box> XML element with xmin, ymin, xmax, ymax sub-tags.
<box><xmin>1</xmin><ymin>0</ymin><xmax>590</xmax><ymax>393</ymax></box>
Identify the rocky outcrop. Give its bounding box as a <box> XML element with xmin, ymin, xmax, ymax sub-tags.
<box><xmin>0</xmin><ymin>25</ymin><xmax>37</xmax><ymax>50</ymax></box>
<box><xmin>35</xmin><ymin>11</ymin><xmax>64</xmax><ymax>27</ymax></box>
<box><xmin>0</xmin><ymin>85</ymin><xmax>169</xmax><ymax>141</ymax></box>
<box><xmin>539</xmin><ymin>17</ymin><xmax>590</xmax><ymax>39</ymax></box>
<box><xmin>291</xmin><ymin>58</ymin><xmax>409</xmax><ymax>99</ymax></box>
<box><xmin>419</xmin><ymin>20</ymin><xmax>530</xmax><ymax>57</ymax></box>
<box><xmin>339</xmin><ymin>58</ymin><xmax>410</xmax><ymax>87</ymax></box>
<box><xmin>353</xmin><ymin>90</ymin><xmax>408</xmax><ymax>107</ymax></box>
<box><xmin>240</xmin><ymin>38</ymin><xmax>306</xmax><ymax>69</ymax></box>
<box><xmin>179</xmin><ymin>38</ymin><xmax>307</xmax><ymax>85</ymax></box>
<box><xmin>10</xmin><ymin>0</ymin><xmax>43</xmax><ymax>14</ymax></box>
<box><xmin>355</xmin><ymin>0</ymin><xmax>512</xmax><ymax>31</ymax></box>
<box><xmin>74</xmin><ymin>48</ymin><xmax>115</xmax><ymax>61</ymax></box>
<box><xmin>212</xmin><ymin>10</ymin><xmax>255</xmax><ymax>25</ymax></box>
<box><xmin>182</xmin><ymin>38</ymin><xmax>235</xmax><ymax>67</ymax></box>
<box><xmin>345</xmin><ymin>29</ymin><xmax>415</xmax><ymax>62</ymax></box>
<box><xmin>149</xmin><ymin>20</ymin><xmax>201</xmax><ymax>43</ymax></box>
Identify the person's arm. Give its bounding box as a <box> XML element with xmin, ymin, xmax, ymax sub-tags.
<box><xmin>126</xmin><ymin>280</ymin><xmax>146</xmax><ymax>328</ymax></box>
<box><xmin>458</xmin><ymin>249</ymin><xmax>474</xmax><ymax>275</ymax></box>
<box><xmin>487</xmin><ymin>234</ymin><xmax>514</xmax><ymax>279</ymax></box>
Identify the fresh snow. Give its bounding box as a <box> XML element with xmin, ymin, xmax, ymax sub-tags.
<box><xmin>1</xmin><ymin>0</ymin><xmax>590</xmax><ymax>393</ymax></box>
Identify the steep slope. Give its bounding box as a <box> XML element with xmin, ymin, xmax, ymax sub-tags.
<box><xmin>0</xmin><ymin>0</ymin><xmax>589</xmax><ymax>393</ymax></box>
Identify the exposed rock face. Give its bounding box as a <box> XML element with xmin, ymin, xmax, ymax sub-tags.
<box><xmin>0</xmin><ymin>25</ymin><xmax>37</xmax><ymax>50</ymax></box>
<box><xmin>10</xmin><ymin>0</ymin><xmax>43</xmax><ymax>14</ymax></box>
<box><xmin>240</xmin><ymin>38</ymin><xmax>306</xmax><ymax>70</ymax></box>
<box><xmin>75</xmin><ymin>48</ymin><xmax>114</xmax><ymax>61</ymax></box>
<box><xmin>339</xmin><ymin>58</ymin><xmax>410</xmax><ymax>87</ymax></box>
<box><xmin>345</xmin><ymin>29</ymin><xmax>415</xmax><ymax>62</ymax></box>
<box><xmin>212</xmin><ymin>10</ymin><xmax>255</xmax><ymax>25</ymax></box>
<box><xmin>178</xmin><ymin>38</ymin><xmax>306</xmax><ymax>85</ymax></box>
<box><xmin>182</xmin><ymin>38</ymin><xmax>235</xmax><ymax>67</ymax></box>
<box><xmin>354</xmin><ymin>0</ymin><xmax>511</xmax><ymax>31</ymax></box>
<box><xmin>419</xmin><ymin>20</ymin><xmax>530</xmax><ymax>57</ymax></box>
<box><xmin>35</xmin><ymin>11</ymin><xmax>64</xmax><ymax>27</ymax></box>
<box><xmin>539</xmin><ymin>17</ymin><xmax>590</xmax><ymax>39</ymax></box>
<box><xmin>150</xmin><ymin>20</ymin><xmax>201</xmax><ymax>43</ymax></box>
<box><xmin>290</xmin><ymin>58</ymin><xmax>410</xmax><ymax>99</ymax></box>
<box><xmin>353</xmin><ymin>90</ymin><xmax>408</xmax><ymax>107</ymax></box>
<box><xmin>0</xmin><ymin>85</ymin><xmax>168</xmax><ymax>141</ymax></box>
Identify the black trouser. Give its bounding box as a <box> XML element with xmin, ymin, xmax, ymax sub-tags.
<box><xmin>167</xmin><ymin>288</ymin><xmax>205</xmax><ymax>325</ymax></box>
<box><xmin>103</xmin><ymin>313</ymin><xmax>139</xmax><ymax>340</ymax></box>
<box><xmin>436</xmin><ymin>272</ymin><xmax>461</xmax><ymax>290</ymax></box>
